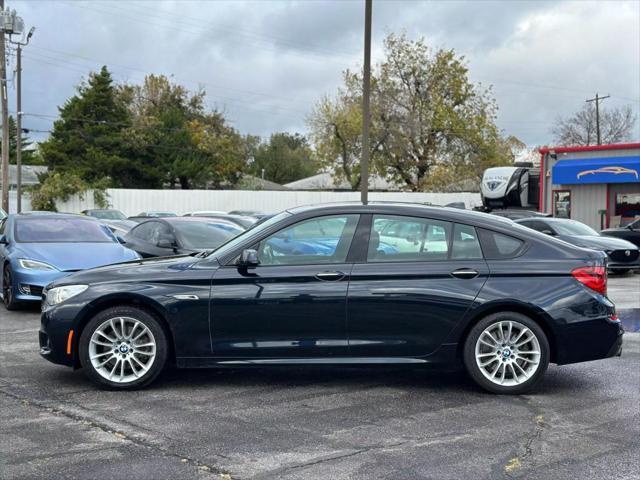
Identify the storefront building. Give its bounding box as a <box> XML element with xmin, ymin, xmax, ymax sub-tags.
<box><xmin>539</xmin><ymin>143</ymin><xmax>640</xmax><ymax>230</ymax></box>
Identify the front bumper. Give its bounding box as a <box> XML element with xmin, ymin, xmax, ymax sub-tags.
<box><xmin>607</xmin><ymin>261</ymin><xmax>640</xmax><ymax>271</ymax></box>
<box><xmin>11</xmin><ymin>267</ymin><xmax>71</xmax><ymax>302</ymax></box>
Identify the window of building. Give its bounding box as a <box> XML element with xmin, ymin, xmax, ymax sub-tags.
<box><xmin>553</xmin><ymin>190</ymin><xmax>571</xmax><ymax>218</ymax></box>
<box><xmin>614</xmin><ymin>193</ymin><xmax>640</xmax><ymax>227</ymax></box>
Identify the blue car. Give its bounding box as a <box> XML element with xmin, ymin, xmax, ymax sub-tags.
<box><xmin>0</xmin><ymin>213</ymin><xmax>140</xmax><ymax>309</ymax></box>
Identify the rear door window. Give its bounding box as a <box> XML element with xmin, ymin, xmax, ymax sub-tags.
<box><xmin>369</xmin><ymin>215</ymin><xmax>452</xmax><ymax>262</ymax></box>
<box><xmin>451</xmin><ymin>224</ymin><xmax>483</xmax><ymax>260</ymax></box>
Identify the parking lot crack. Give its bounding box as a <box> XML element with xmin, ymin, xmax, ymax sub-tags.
<box><xmin>0</xmin><ymin>387</ymin><xmax>232</xmax><ymax>478</ymax></box>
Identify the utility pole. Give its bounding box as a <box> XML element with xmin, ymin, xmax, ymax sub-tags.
<box><xmin>585</xmin><ymin>93</ymin><xmax>610</xmax><ymax>146</ymax></box>
<box><xmin>11</xmin><ymin>26</ymin><xmax>34</xmax><ymax>213</ymax></box>
<box><xmin>0</xmin><ymin>0</ymin><xmax>9</xmax><ymax>213</ymax></box>
<box><xmin>360</xmin><ymin>0</ymin><xmax>372</xmax><ymax>204</ymax></box>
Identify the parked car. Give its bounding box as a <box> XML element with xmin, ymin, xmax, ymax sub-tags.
<box><xmin>128</xmin><ymin>211</ymin><xmax>177</xmax><ymax>223</ymax></box>
<box><xmin>0</xmin><ymin>213</ymin><xmax>140</xmax><ymax>309</ymax></box>
<box><xmin>123</xmin><ymin>217</ymin><xmax>244</xmax><ymax>258</ymax></box>
<box><xmin>40</xmin><ymin>203</ymin><xmax>622</xmax><ymax>393</ymax></box>
<box><xmin>183</xmin><ymin>210</ymin><xmax>228</xmax><ymax>217</ymax></box>
<box><xmin>182</xmin><ymin>212</ymin><xmax>257</xmax><ymax>229</ymax></box>
<box><xmin>100</xmin><ymin>219</ymin><xmax>138</xmax><ymax>237</ymax></box>
<box><xmin>489</xmin><ymin>209</ymin><xmax>551</xmax><ymax>221</ymax></box>
<box><xmin>82</xmin><ymin>209</ymin><xmax>128</xmax><ymax>221</ymax></box>
<box><xmin>516</xmin><ymin>217</ymin><xmax>640</xmax><ymax>273</ymax></box>
<box><xmin>601</xmin><ymin>218</ymin><xmax>640</xmax><ymax>249</ymax></box>
<box><xmin>228</xmin><ymin>210</ymin><xmax>267</xmax><ymax>219</ymax></box>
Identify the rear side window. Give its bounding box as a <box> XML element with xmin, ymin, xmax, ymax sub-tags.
<box><xmin>451</xmin><ymin>224</ymin><xmax>483</xmax><ymax>260</ymax></box>
<box><xmin>130</xmin><ymin>222</ymin><xmax>157</xmax><ymax>241</ymax></box>
<box><xmin>478</xmin><ymin>229</ymin><xmax>525</xmax><ymax>259</ymax></box>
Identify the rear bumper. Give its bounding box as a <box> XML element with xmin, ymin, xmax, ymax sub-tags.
<box><xmin>555</xmin><ymin>316</ymin><xmax>624</xmax><ymax>365</ymax></box>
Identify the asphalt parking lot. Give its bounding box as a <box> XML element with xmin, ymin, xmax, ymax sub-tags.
<box><xmin>1</xmin><ymin>274</ymin><xmax>639</xmax><ymax>480</ymax></box>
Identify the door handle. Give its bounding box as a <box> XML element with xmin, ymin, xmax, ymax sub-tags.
<box><xmin>315</xmin><ymin>271</ymin><xmax>346</xmax><ymax>281</ymax></box>
<box><xmin>450</xmin><ymin>268</ymin><xmax>479</xmax><ymax>279</ymax></box>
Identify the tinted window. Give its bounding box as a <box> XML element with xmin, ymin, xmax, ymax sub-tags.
<box><xmin>0</xmin><ymin>218</ymin><xmax>6</xmax><ymax>235</ymax></box>
<box><xmin>451</xmin><ymin>224</ymin><xmax>483</xmax><ymax>260</ymax></box>
<box><xmin>89</xmin><ymin>210</ymin><xmax>126</xmax><ymax>220</ymax></box>
<box><xmin>520</xmin><ymin>220</ymin><xmax>551</xmax><ymax>233</ymax></box>
<box><xmin>258</xmin><ymin>215</ymin><xmax>359</xmax><ymax>266</ymax></box>
<box><xmin>130</xmin><ymin>222</ymin><xmax>158</xmax><ymax>242</ymax></box>
<box><xmin>478</xmin><ymin>229</ymin><xmax>525</xmax><ymax>259</ymax></box>
<box><xmin>369</xmin><ymin>215</ymin><xmax>451</xmax><ymax>262</ymax></box>
<box><xmin>15</xmin><ymin>218</ymin><xmax>114</xmax><ymax>243</ymax></box>
<box><xmin>551</xmin><ymin>220</ymin><xmax>597</xmax><ymax>236</ymax></box>
<box><xmin>174</xmin><ymin>222</ymin><xmax>243</xmax><ymax>249</ymax></box>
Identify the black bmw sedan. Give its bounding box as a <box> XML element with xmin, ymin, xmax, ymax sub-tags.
<box><xmin>39</xmin><ymin>203</ymin><xmax>623</xmax><ymax>394</ymax></box>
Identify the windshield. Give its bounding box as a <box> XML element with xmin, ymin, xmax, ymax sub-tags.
<box><xmin>552</xmin><ymin>220</ymin><xmax>598</xmax><ymax>236</ymax></box>
<box><xmin>207</xmin><ymin>211</ymin><xmax>291</xmax><ymax>257</ymax></box>
<box><xmin>15</xmin><ymin>218</ymin><xmax>116</xmax><ymax>243</ymax></box>
<box><xmin>174</xmin><ymin>222</ymin><xmax>244</xmax><ymax>249</ymax></box>
<box><xmin>90</xmin><ymin>210</ymin><xmax>126</xmax><ymax>220</ymax></box>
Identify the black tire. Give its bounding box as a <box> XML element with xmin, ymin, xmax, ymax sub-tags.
<box><xmin>463</xmin><ymin>312</ymin><xmax>550</xmax><ymax>394</ymax></box>
<box><xmin>609</xmin><ymin>269</ymin><xmax>629</xmax><ymax>275</ymax></box>
<box><xmin>79</xmin><ymin>305</ymin><xmax>168</xmax><ymax>390</ymax></box>
<box><xmin>3</xmin><ymin>264</ymin><xmax>21</xmax><ymax>310</ymax></box>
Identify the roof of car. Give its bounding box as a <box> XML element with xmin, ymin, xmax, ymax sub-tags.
<box><xmin>14</xmin><ymin>212</ymin><xmax>94</xmax><ymax>220</ymax></box>
<box><xmin>285</xmin><ymin>202</ymin><xmax>515</xmax><ymax>228</ymax></box>
<box><xmin>140</xmin><ymin>216</ymin><xmax>243</xmax><ymax>227</ymax></box>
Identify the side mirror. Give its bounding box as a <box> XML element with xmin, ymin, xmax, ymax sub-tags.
<box><xmin>541</xmin><ymin>229</ymin><xmax>555</xmax><ymax>236</ymax></box>
<box><xmin>239</xmin><ymin>249</ymin><xmax>259</xmax><ymax>267</ymax></box>
<box><xmin>0</xmin><ymin>234</ymin><xmax>7</xmax><ymax>245</ymax></box>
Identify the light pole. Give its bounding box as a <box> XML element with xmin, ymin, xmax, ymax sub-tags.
<box><xmin>0</xmin><ymin>6</ymin><xmax>25</xmax><ymax>213</ymax></box>
<box><xmin>9</xmin><ymin>26</ymin><xmax>34</xmax><ymax>213</ymax></box>
<box><xmin>360</xmin><ymin>0</ymin><xmax>372</xmax><ymax>204</ymax></box>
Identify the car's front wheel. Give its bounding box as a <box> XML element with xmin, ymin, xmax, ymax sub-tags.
<box><xmin>3</xmin><ymin>264</ymin><xmax>20</xmax><ymax>310</ymax></box>
<box><xmin>463</xmin><ymin>312</ymin><xmax>549</xmax><ymax>394</ymax></box>
<box><xmin>79</xmin><ymin>306</ymin><xmax>168</xmax><ymax>390</ymax></box>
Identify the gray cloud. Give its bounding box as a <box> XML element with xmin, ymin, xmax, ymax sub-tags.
<box><xmin>9</xmin><ymin>0</ymin><xmax>640</xmax><ymax>147</ymax></box>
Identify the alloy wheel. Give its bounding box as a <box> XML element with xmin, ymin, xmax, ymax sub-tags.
<box><xmin>3</xmin><ymin>267</ymin><xmax>12</xmax><ymax>307</ymax></box>
<box><xmin>88</xmin><ymin>316</ymin><xmax>157</xmax><ymax>384</ymax></box>
<box><xmin>474</xmin><ymin>320</ymin><xmax>541</xmax><ymax>387</ymax></box>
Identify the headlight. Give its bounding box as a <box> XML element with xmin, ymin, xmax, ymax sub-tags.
<box><xmin>45</xmin><ymin>285</ymin><xmax>88</xmax><ymax>306</ymax></box>
<box><xmin>18</xmin><ymin>259</ymin><xmax>57</xmax><ymax>270</ymax></box>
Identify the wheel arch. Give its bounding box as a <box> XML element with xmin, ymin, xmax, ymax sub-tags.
<box><xmin>72</xmin><ymin>293</ymin><xmax>176</xmax><ymax>368</ymax></box>
<box><xmin>456</xmin><ymin>301</ymin><xmax>558</xmax><ymax>363</ymax></box>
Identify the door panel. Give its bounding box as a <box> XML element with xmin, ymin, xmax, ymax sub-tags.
<box><xmin>210</xmin><ymin>264</ymin><xmax>351</xmax><ymax>357</ymax></box>
<box><xmin>347</xmin><ymin>260</ymin><xmax>488</xmax><ymax>357</ymax></box>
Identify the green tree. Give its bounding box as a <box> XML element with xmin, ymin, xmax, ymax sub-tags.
<box><xmin>1</xmin><ymin>116</ymin><xmax>39</xmax><ymax>165</ymax></box>
<box><xmin>40</xmin><ymin>66</ymin><xmax>131</xmax><ymax>186</ymax></box>
<box><xmin>124</xmin><ymin>74</ymin><xmax>247</xmax><ymax>189</ymax></box>
<box><xmin>249</xmin><ymin>133</ymin><xmax>317</xmax><ymax>185</ymax></box>
<box><xmin>309</xmin><ymin>33</ymin><xmax>511</xmax><ymax>191</ymax></box>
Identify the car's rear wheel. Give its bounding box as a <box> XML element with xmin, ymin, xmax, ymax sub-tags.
<box><xmin>3</xmin><ymin>265</ymin><xmax>20</xmax><ymax>310</ymax></box>
<box><xmin>463</xmin><ymin>312</ymin><xmax>549</xmax><ymax>394</ymax></box>
<box><xmin>79</xmin><ymin>306</ymin><xmax>168</xmax><ymax>390</ymax></box>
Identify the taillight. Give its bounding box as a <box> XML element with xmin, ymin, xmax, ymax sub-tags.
<box><xmin>572</xmin><ymin>265</ymin><xmax>607</xmax><ymax>295</ymax></box>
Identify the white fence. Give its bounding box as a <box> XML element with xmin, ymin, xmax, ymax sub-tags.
<box><xmin>0</xmin><ymin>191</ymin><xmax>32</xmax><ymax>213</ymax></box>
<box><xmin>56</xmin><ymin>189</ymin><xmax>482</xmax><ymax>216</ymax></box>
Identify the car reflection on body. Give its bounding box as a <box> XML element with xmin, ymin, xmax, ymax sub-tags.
<box><xmin>123</xmin><ymin>217</ymin><xmax>245</xmax><ymax>258</ymax></box>
<box><xmin>0</xmin><ymin>213</ymin><xmax>140</xmax><ymax>309</ymax></box>
<box><xmin>40</xmin><ymin>203</ymin><xmax>622</xmax><ymax>394</ymax></box>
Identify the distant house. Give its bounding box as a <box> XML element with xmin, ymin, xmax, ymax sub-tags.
<box><xmin>6</xmin><ymin>165</ymin><xmax>48</xmax><ymax>187</ymax></box>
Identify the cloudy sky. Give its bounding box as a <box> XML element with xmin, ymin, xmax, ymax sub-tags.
<box><xmin>8</xmin><ymin>0</ymin><xmax>640</xmax><ymax>147</ymax></box>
